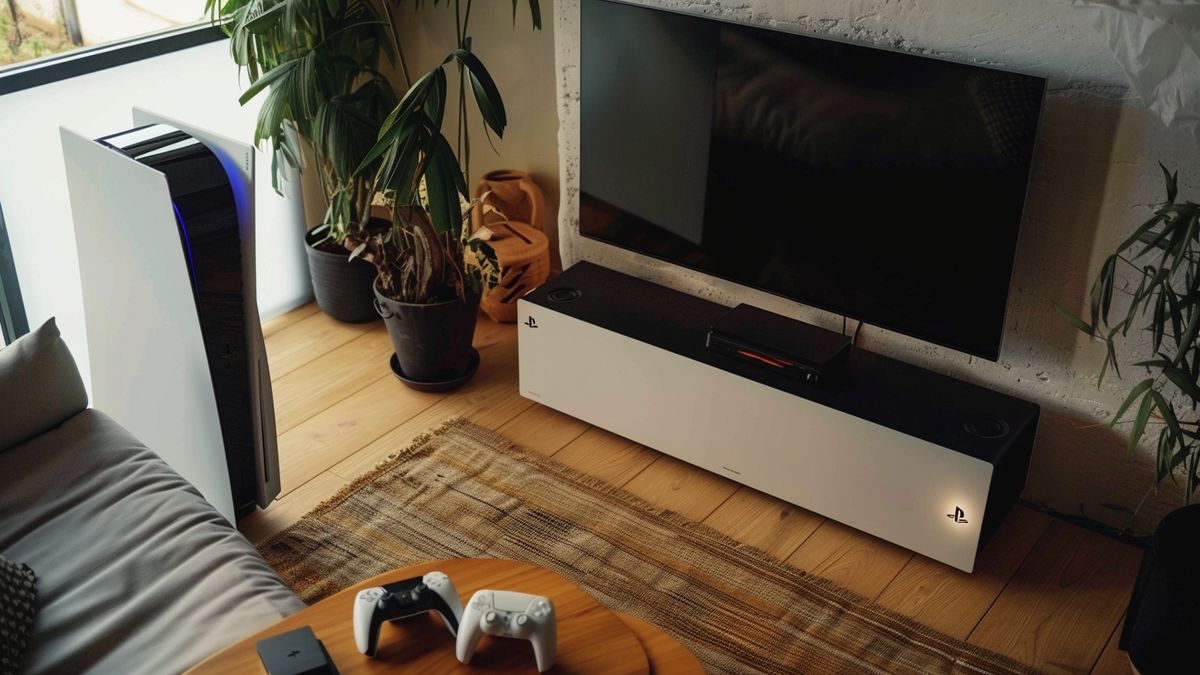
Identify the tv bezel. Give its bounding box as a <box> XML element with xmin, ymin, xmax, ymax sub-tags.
<box><xmin>578</xmin><ymin>0</ymin><xmax>1047</xmax><ymax>361</ymax></box>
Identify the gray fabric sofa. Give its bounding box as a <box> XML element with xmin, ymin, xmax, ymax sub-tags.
<box><xmin>0</xmin><ymin>320</ymin><xmax>305</xmax><ymax>674</ymax></box>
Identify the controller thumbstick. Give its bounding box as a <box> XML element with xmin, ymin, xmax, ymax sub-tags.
<box><xmin>485</xmin><ymin>611</ymin><xmax>498</xmax><ymax>624</ymax></box>
<box><xmin>516</xmin><ymin>614</ymin><xmax>529</xmax><ymax>627</ymax></box>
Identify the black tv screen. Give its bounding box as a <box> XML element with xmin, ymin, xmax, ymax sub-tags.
<box><xmin>579</xmin><ymin>0</ymin><xmax>1044</xmax><ymax>360</ymax></box>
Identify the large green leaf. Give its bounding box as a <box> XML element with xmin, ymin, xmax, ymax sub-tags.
<box><xmin>243</xmin><ymin>3</ymin><xmax>285</xmax><ymax>34</ymax></box>
<box><xmin>424</xmin><ymin>133</ymin><xmax>468</xmax><ymax>236</ymax></box>
<box><xmin>447</xmin><ymin>49</ymin><xmax>507</xmax><ymax>136</ymax></box>
<box><xmin>239</xmin><ymin>56</ymin><xmax>300</xmax><ymax>106</ymax></box>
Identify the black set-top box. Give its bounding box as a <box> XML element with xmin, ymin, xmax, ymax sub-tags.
<box><xmin>706</xmin><ymin>304</ymin><xmax>851</xmax><ymax>384</ymax></box>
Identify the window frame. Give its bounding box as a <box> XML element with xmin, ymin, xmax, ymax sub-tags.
<box><xmin>0</xmin><ymin>202</ymin><xmax>28</xmax><ymax>344</ymax></box>
<box><xmin>0</xmin><ymin>23</ymin><xmax>226</xmax><ymax>96</ymax></box>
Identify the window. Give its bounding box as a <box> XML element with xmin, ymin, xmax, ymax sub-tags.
<box><xmin>2</xmin><ymin>0</ymin><xmax>203</xmax><ymax>69</ymax></box>
<box><xmin>0</xmin><ymin>202</ymin><xmax>28</xmax><ymax>345</ymax></box>
<box><xmin>0</xmin><ymin>8</ymin><xmax>227</xmax><ymax>350</ymax></box>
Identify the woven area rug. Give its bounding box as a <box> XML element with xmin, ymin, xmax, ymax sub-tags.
<box><xmin>258</xmin><ymin>418</ymin><xmax>1034</xmax><ymax>675</ymax></box>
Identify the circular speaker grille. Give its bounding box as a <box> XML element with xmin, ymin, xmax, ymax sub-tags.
<box><xmin>963</xmin><ymin>415</ymin><xmax>1010</xmax><ymax>439</ymax></box>
<box><xmin>547</xmin><ymin>288</ymin><xmax>582</xmax><ymax>303</ymax></box>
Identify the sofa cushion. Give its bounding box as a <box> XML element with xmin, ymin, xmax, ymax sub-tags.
<box><xmin>0</xmin><ymin>556</ymin><xmax>37</xmax><ymax>675</ymax></box>
<box><xmin>0</xmin><ymin>409</ymin><xmax>306</xmax><ymax>674</ymax></box>
<box><xmin>0</xmin><ymin>318</ymin><xmax>87</xmax><ymax>452</ymax></box>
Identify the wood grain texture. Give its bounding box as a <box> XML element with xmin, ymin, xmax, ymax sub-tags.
<box><xmin>700</xmin><ymin>486</ymin><xmax>825</xmax><ymax>560</ymax></box>
<box><xmin>246</xmin><ymin>304</ymin><xmax>1143</xmax><ymax>673</ymax></box>
<box><xmin>262</xmin><ymin>303</ymin><xmax>321</xmax><ymax>338</ymax></box>
<box><xmin>621</xmin><ymin>454</ymin><xmax>740</xmax><ymax>522</ymax></box>
<box><xmin>272</xmin><ymin>326</ymin><xmax>394</xmax><ymax>433</ymax></box>
<box><xmin>549</xmin><ymin>427</ymin><xmax>659</xmax><ymax>486</ymax></box>
<box><xmin>265</xmin><ymin>311</ymin><xmax>377</xmax><ymax>379</ymax></box>
<box><xmin>876</xmin><ymin>506</ymin><xmax>1054</xmax><ymax>639</ymax></box>
<box><xmin>785</xmin><ymin>519</ymin><xmax>914</xmax><ymax>600</ymax></box>
<box><xmin>328</xmin><ymin>335</ymin><xmax>529</xmax><ymax>481</ymax></box>
<box><xmin>968</xmin><ymin>520</ymin><xmax>1142</xmax><ymax>673</ymax></box>
<box><xmin>186</xmin><ymin>559</ymin><xmax>657</xmax><ymax>675</ymax></box>
<box><xmin>1090</xmin><ymin>619</ymin><xmax>1131</xmax><ymax>675</ymax></box>
<box><xmin>277</xmin><ymin>374</ymin><xmax>437</xmax><ymax>495</ymax></box>
<box><xmin>497</xmin><ymin>403</ymin><xmax>591</xmax><ymax>456</ymax></box>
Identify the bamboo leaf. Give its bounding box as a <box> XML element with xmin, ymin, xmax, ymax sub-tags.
<box><xmin>1150</xmin><ymin>389</ymin><xmax>1184</xmax><ymax>445</ymax></box>
<box><xmin>1161</xmin><ymin>161</ymin><xmax>1178</xmax><ymax>205</ymax></box>
<box><xmin>1166</xmin><ymin>287</ymin><xmax>1185</xmax><ymax>347</ymax></box>
<box><xmin>1152</xmin><ymin>289</ymin><xmax>1166</xmax><ymax>351</ymax></box>
<box><xmin>1122</xmin><ymin>213</ymin><xmax>1166</xmax><ymax>252</ymax></box>
<box><xmin>1162</xmin><ymin>365</ymin><xmax>1200</xmax><ymax>404</ymax></box>
<box><xmin>1128</xmin><ymin>391</ymin><xmax>1156</xmax><ymax>458</ymax></box>
<box><xmin>1166</xmin><ymin>444</ymin><xmax>1191</xmax><ymax>477</ymax></box>
<box><xmin>1053</xmin><ymin>301</ymin><xmax>1094</xmax><ymax>336</ymax></box>
<box><xmin>1106</xmin><ymin>326</ymin><xmax>1122</xmax><ymax>381</ymax></box>
<box><xmin>1175</xmin><ymin>307</ymin><xmax>1200</xmax><ymax>366</ymax></box>
<box><xmin>1113</xmin><ymin>379</ymin><xmax>1156</xmax><ymax>426</ymax></box>
<box><xmin>1136</xmin><ymin>214</ymin><xmax>1180</xmax><ymax>259</ymax></box>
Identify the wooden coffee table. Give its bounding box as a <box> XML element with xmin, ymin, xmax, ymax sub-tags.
<box><xmin>187</xmin><ymin>558</ymin><xmax>701</xmax><ymax>674</ymax></box>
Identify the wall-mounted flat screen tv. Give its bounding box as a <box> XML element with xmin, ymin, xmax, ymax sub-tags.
<box><xmin>579</xmin><ymin>0</ymin><xmax>1045</xmax><ymax>360</ymax></box>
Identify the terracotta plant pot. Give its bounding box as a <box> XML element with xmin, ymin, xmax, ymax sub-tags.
<box><xmin>476</xmin><ymin>221</ymin><xmax>550</xmax><ymax>323</ymax></box>
<box><xmin>373</xmin><ymin>281</ymin><xmax>480</xmax><ymax>389</ymax></box>
<box><xmin>304</xmin><ymin>229</ymin><xmax>378</xmax><ymax>323</ymax></box>
<box><xmin>471</xmin><ymin>169</ymin><xmax>547</xmax><ymax>233</ymax></box>
<box><xmin>470</xmin><ymin>170</ymin><xmax>552</xmax><ymax>323</ymax></box>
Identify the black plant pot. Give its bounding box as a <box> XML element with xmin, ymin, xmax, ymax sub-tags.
<box><xmin>304</xmin><ymin>229</ymin><xmax>378</xmax><ymax>323</ymax></box>
<box><xmin>1123</xmin><ymin>504</ymin><xmax>1200</xmax><ymax>673</ymax></box>
<box><xmin>374</xmin><ymin>282</ymin><xmax>480</xmax><ymax>390</ymax></box>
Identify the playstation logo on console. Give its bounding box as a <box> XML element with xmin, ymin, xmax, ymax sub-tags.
<box><xmin>525</xmin><ymin>316</ymin><xmax>538</xmax><ymax>328</ymax></box>
<box><xmin>947</xmin><ymin>506</ymin><xmax>968</xmax><ymax>524</ymax></box>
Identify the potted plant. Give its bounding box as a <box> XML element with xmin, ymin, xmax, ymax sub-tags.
<box><xmin>1057</xmin><ymin>165</ymin><xmax>1199</xmax><ymax>673</ymax></box>
<box><xmin>214</xmin><ymin>0</ymin><xmax>540</xmax><ymax>386</ymax></box>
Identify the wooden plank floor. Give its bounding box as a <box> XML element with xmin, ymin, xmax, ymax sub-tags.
<box><xmin>241</xmin><ymin>303</ymin><xmax>1143</xmax><ymax>674</ymax></box>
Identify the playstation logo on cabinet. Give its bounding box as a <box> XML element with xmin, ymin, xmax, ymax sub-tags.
<box><xmin>947</xmin><ymin>506</ymin><xmax>968</xmax><ymax>524</ymax></box>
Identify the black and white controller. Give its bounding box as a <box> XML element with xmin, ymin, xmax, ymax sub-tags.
<box><xmin>352</xmin><ymin>571</ymin><xmax>464</xmax><ymax>657</ymax></box>
<box><xmin>456</xmin><ymin>589</ymin><xmax>557</xmax><ymax>672</ymax></box>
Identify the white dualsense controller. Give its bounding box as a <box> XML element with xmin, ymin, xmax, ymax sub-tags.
<box><xmin>352</xmin><ymin>571</ymin><xmax>464</xmax><ymax>657</ymax></box>
<box><xmin>456</xmin><ymin>589</ymin><xmax>557</xmax><ymax>672</ymax></box>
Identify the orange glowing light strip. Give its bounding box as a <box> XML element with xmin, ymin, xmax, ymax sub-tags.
<box><xmin>736</xmin><ymin>350</ymin><xmax>792</xmax><ymax>369</ymax></box>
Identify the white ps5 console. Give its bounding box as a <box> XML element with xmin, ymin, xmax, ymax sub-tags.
<box><xmin>518</xmin><ymin>262</ymin><xmax>1038</xmax><ymax>572</ymax></box>
<box><xmin>61</xmin><ymin>111</ymin><xmax>280</xmax><ymax>522</ymax></box>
